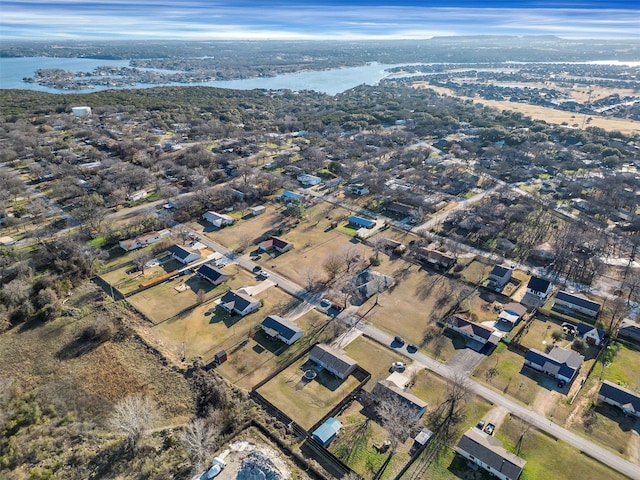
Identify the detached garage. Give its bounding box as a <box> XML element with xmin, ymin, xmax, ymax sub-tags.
<box><xmin>312</xmin><ymin>417</ymin><xmax>342</xmax><ymax>446</ymax></box>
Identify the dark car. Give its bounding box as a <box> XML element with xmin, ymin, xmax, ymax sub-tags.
<box><xmin>393</xmin><ymin>336</ymin><xmax>405</xmax><ymax>346</ymax></box>
<box><xmin>252</xmin><ymin>265</ymin><xmax>262</xmax><ymax>273</ymax></box>
<box><xmin>558</xmin><ymin>380</ymin><xmax>565</xmax><ymax>388</ymax></box>
<box><xmin>407</xmin><ymin>343</ymin><xmax>418</xmax><ymax>353</ymax></box>
<box><xmin>476</xmin><ymin>420</ymin><xmax>485</xmax><ymax>430</ymax></box>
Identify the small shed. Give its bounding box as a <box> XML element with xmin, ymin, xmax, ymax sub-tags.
<box><xmin>250</xmin><ymin>205</ymin><xmax>266</xmax><ymax>216</ymax></box>
<box><xmin>312</xmin><ymin>417</ymin><xmax>342</xmax><ymax>446</ymax></box>
<box><xmin>214</xmin><ymin>350</ymin><xmax>227</xmax><ymax>365</ymax></box>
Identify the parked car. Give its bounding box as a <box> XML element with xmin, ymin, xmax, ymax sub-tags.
<box><xmin>252</xmin><ymin>265</ymin><xmax>262</xmax><ymax>273</ymax></box>
<box><xmin>258</xmin><ymin>271</ymin><xmax>270</xmax><ymax>279</ymax></box>
<box><xmin>484</xmin><ymin>423</ymin><xmax>495</xmax><ymax>435</ymax></box>
<box><xmin>319</xmin><ymin>298</ymin><xmax>331</xmax><ymax>311</ymax></box>
<box><xmin>393</xmin><ymin>336</ymin><xmax>405</xmax><ymax>346</ymax></box>
<box><xmin>476</xmin><ymin>420</ymin><xmax>485</xmax><ymax>430</ymax></box>
<box><xmin>558</xmin><ymin>380</ymin><xmax>565</xmax><ymax>388</ymax></box>
<box><xmin>407</xmin><ymin>343</ymin><xmax>418</xmax><ymax>353</ymax></box>
<box><xmin>391</xmin><ymin>361</ymin><xmax>406</xmax><ymax>372</ymax></box>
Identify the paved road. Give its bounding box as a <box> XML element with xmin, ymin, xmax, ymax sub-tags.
<box><xmin>186</xmin><ymin>225</ymin><xmax>640</xmax><ymax>479</ymax></box>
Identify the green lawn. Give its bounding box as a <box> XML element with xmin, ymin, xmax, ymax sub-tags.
<box><xmin>344</xmin><ymin>336</ymin><xmax>406</xmax><ymax>392</ymax></box>
<box><xmin>599</xmin><ymin>342</ymin><xmax>640</xmax><ymax>391</ymax></box>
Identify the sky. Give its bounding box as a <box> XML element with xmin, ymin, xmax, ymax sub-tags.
<box><xmin>2</xmin><ymin>1</ymin><xmax>639</xmax><ymax>40</ymax></box>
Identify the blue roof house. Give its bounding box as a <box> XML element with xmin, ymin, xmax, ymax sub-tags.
<box><xmin>348</xmin><ymin>216</ymin><xmax>376</xmax><ymax>229</ymax></box>
<box><xmin>312</xmin><ymin>417</ymin><xmax>342</xmax><ymax>446</ymax></box>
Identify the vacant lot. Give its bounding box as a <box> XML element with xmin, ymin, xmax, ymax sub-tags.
<box><xmin>599</xmin><ymin>343</ymin><xmax>640</xmax><ymax>391</ymax></box>
<box><xmin>472</xmin><ymin>343</ymin><xmax>539</xmax><ymax>406</ymax></box>
<box><xmin>354</xmin><ymin>267</ymin><xmax>468</xmax><ymax>362</ymax></box>
<box><xmin>497</xmin><ymin>413</ymin><xmax>629</xmax><ymax>480</ymax></box>
<box><xmin>100</xmin><ymin>257</ymin><xmax>183</xmax><ymax>295</ymax></box>
<box><xmin>0</xmin><ymin>283</ymin><xmax>193</xmax><ymax>425</ymax></box>
<box><xmin>257</xmin><ymin>355</ymin><xmax>361</xmax><ymax>429</ymax></box>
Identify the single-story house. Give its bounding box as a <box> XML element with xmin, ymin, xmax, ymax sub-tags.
<box><xmin>119</xmin><ymin>229</ymin><xmax>170</xmax><ymax>251</ymax></box>
<box><xmin>260</xmin><ymin>315</ymin><xmax>304</xmax><ymax>345</ymax></box>
<box><xmin>598</xmin><ymin>380</ymin><xmax>640</xmax><ymax>418</ymax></box>
<box><xmin>576</xmin><ymin>323</ymin><xmax>606</xmax><ymax>346</ymax></box>
<box><xmin>416</xmin><ymin>247</ymin><xmax>456</xmax><ymax>270</ymax></box>
<box><xmin>553</xmin><ymin>291</ymin><xmax>602</xmax><ymax>318</ymax></box>
<box><xmin>309</xmin><ymin>344</ymin><xmax>358</xmax><ymax>380</ymax></box>
<box><xmin>280</xmin><ymin>190</ymin><xmax>306</xmax><ymax>203</ymax></box>
<box><xmin>348</xmin><ymin>215</ymin><xmax>376</xmax><ymax>229</ymax></box>
<box><xmin>250</xmin><ymin>205</ymin><xmax>266</xmax><ymax>216</ymax></box>
<box><xmin>487</xmin><ymin>265</ymin><xmax>512</xmax><ymax>290</ymax></box>
<box><xmin>347</xmin><ymin>184</ymin><xmax>369</xmax><ymax>195</ymax></box>
<box><xmin>447</xmin><ymin>315</ymin><xmax>500</xmax><ymax>347</ymax></box>
<box><xmin>202</xmin><ymin>211</ymin><xmax>235</xmax><ymax>228</ymax></box>
<box><xmin>312</xmin><ymin>417</ymin><xmax>342</xmax><ymax>446</ymax></box>
<box><xmin>196</xmin><ymin>264</ymin><xmax>230</xmax><ymax>286</ymax></box>
<box><xmin>354</xmin><ymin>269</ymin><xmax>394</xmax><ymax>299</ymax></box>
<box><xmin>379</xmin><ymin>238</ymin><xmax>406</xmax><ymax>255</ymax></box>
<box><xmin>373</xmin><ymin>379</ymin><xmax>427</xmax><ymax>419</ymax></box>
<box><xmin>218</xmin><ymin>290</ymin><xmax>261</xmax><ymax>316</ymax></box>
<box><xmin>168</xmin><ymin>244</ymin><xmax>202</xmax><ymax>264</ymax></box>
<box><xmin>524</xmin><ymin>346</ymin><xmax>584</xmax><ymax>383</ymax></box>
<box><xmin>297</xmin><ymin>174</ymin><xmax>322</xmax><ymax>186</ymax></box>
<box><xmin>128</xmin><ymin>189</ymin><xmax>148</xmax><ymax>202</ymax></box>
<box><xmin>259</xmin><ymin>236</ymin><xmax>294</xmax><ymax>254</ymax></box>
<box><xmin>456</xmin><ymin>428</ymin><xmax>526</xmax><ymax>480</ymax></box>
<box><xmin>498</xmin><ymin>303</ymin><xmax>527</xmax><ymax>329</ymax></box>
<box><xmin>617</xmin><ymin>319</ymin><xmax>640</xmax><ymax>345</ymax></box>
<box><xmin>384</xmin><ymin>202</ymin><xmax>415</xmax><ymax>217</ymax></box>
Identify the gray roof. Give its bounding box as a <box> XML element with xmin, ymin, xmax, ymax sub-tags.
<box><xmin>555</xmin><ymin>291</ymin><xmax>601</xmax><ymax>313</ymax></box>
<box><xmin>448</xmin><ymin>315</ymin><xmax>496</xmax><ymax>342</ymax></box>
<box><xmin>599</xmin><ymin>381</ymin><xmax>640</xmax><ymax>414</ymax></box>
<box><xmin>525</xmin><ymin>346</ymin><xmax>583</xmax><ymax>379</ymax></box>
<box><xmin>261</xmin><ymin>315</ymin><xmax>303</xmax><ymax>341</ymax></box>
<box><xmin>456</xmin><ymin>429</ymin><xmax>526</xmax><ymax>480</ymax></box>
<box><xmin>373</xmin><ymin>380</ymin><xmax>427</xmax><ymax>412</ymax></box>
<box><xmin>310</xmin><ymin>344</ymin><xmax>357</xmax><ymax>377</ymax></box>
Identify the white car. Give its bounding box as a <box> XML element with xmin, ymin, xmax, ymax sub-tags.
<box><xmin>391</xmin><ymin>361</ymin><xmax>406</xmax><ymax>372</ymax></box>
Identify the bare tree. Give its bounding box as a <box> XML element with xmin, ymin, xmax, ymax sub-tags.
<box><xmin>375</xmin><ymin>388</ymin><xmax>422</xmax><ymax>454</ymax></box>
<box><xmin>323</xmin><ymin>254</ymin><xmax>343</xmax><ymax>283</ymax></box>
<box><xmin>109</xmin><ymin>394</ymin><xmax>158</xmax><ymax>452</ymax></box>
<box><xmin>180</xmin><ymin>414</ymin><xmax>222</xmax><ymax>471</ymax></box>
<box><xmin>428</xmin><ymin>372</ymin><xmax>470</xmax><ymax>446</ymax></box>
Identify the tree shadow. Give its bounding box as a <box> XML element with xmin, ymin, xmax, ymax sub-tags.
<box><xmin>57</xmin><ymin>334</ymin><xmax>108</xmax><ymax>360</ymax></box>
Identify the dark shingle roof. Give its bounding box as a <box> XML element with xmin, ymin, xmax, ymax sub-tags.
<box><xmin>197</xmin><ymin>264</ymin><xmax>227</xmax><ymax>283</ymax></box>
<box><xmin>456</xmin><ymin>429</ymin><xmax>526</xmax><ymax>480</ymax></box>
<box><xmin>555</xmin><ymin>291</ymin><xmax>601</xmax><ymax>313</ymax></box>
<box><xmin>525</xmin><ymin>346</ymin><xmax>583</xmax><ymax>379</ymax></box>
<box><xmin>576</xmin><ymin>323</ymin><xmax>605</xmax><ymax>341</ymax></box>
<box><xmin>599</xmin><ymin>381</ymin><xmax>640</xmax><ymax>414</ymax></box>
<box><xmin>220</xmin><ymin>290</ymin><xmax>257</xmax><ymax>313</ymax></box>
<box><xmin>490</xmin><ymin>265</ymin><xmax>511</xmax><ymax>278</ymax></box>
<box><xmin>168</xmin><ymin>244</ymin><xmax>194</xmax><ymax>260</ymax></box>
<box><xmin>527</xmin><ymin>276</ymin><xmax>551</xmax><ymax>293</ymax></box>
<box><xmin>448</xmin><ymin>315</ymin><xmax>495</xmax><ymax>342</ymax></box>
<box><xmin>261</xmin><ymin>315</ymin><xmax>303</xmax><ymax>341</ymax></box>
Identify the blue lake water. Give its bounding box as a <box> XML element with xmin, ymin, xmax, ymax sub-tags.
<box><xmin>0</xmin><ymin>57</ymin><xmax>411</xmax><ymax>95</ymax></box>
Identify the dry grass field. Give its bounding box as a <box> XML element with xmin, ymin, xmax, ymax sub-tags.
<box><xmin>413</xmin><ymin>83</ymin><xmax>640</xmax><ymax>135</ymax></box>
<box><xmin>472</xmin><ymin>343</ymin><xmax>539</xmax><ymax>406</ymax></box>
<box><xmin>257</xmin><ymin>356</ymin><xmax>361</xmax><ymax>429</ymax></box>
<box><xmin>344</xmin><ymin>336</ymin><xmax>408</xmax><ymax>392</ymax></box>
<box><xmin>0</xmin><ymin>283</ymin><xmax>194</xmax><ymax>425</ymax></box>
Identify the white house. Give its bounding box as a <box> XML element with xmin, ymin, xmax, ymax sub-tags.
<box><xmin>576</xmin><ymin>323</ymin><xmax>606</xmax><ymax>346</ymax></box>
<box><xmin>309</xmin><ymin>344</ymin><xmax>357</xmax><ymax>380</ymax></box>
<box><xmin>72</xmin><ymin>106</ymin><xmax>92</xmax><ymax>117</ymax></box>
<box><xmin>250</xmin><ymin>205</ymin><xmax>266</xmax><ymax>216</ymax></box>
<box><xmin>598</xmin><ymin>381</ymin><xmax>640</xmax><ymax>418</ymax></box>
<box><xmin>218</xmin><ymin>290</ymin><xmax>260</xmax><ymax>317</ymax></box>
<box><xmin>553</xmin><ymin>291</ymin><xmax>602</xmax><ymax>318</ymax></box>
<box><xmin>456</xmin><ymin>429</ymin><xmax>526</xmax><ymax>480</ymax></box>
<box><xmin>297</xmin><ymin>174</ymin><xmax>322</xmax><ymax>186</ymax></box>
<box><xmin>260</xmin><ymin>315</ymin><xmax>304</xmax><ymax>345</ymax></box>
<box><xmin>128</xmin><ymin>190</ymin><xmax>148</xmax><ymax>202</ymax></box>
<box><xmin>119</xmin><ymin>229</ymin><xmax>170</xmax><ymax>251</ymax></box>
<box><xmin>167</xmin><ymin>244</ymin><xmax>201</xmax><ymax>264</ymax></box>
<box><xmin>202</xmin><ymin>211</ymin><xmax>235</xmax><ymax>228</ymax></box>
<box><xmin>521</xmin><ymin>276</ymin><xmax>552</xmax><ymax>308</ymax></box>
<box><xmin>524</xmin><ymin>346</ymin><xmax>584</xmax><ymax>383</ymax></box>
